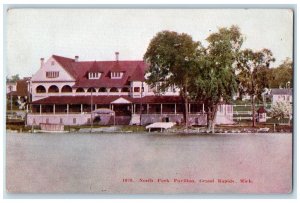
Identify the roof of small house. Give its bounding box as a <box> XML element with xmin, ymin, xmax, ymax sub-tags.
<box><xmin>257</xmin><ymin>106</ymin><xmax>267</xmax><ymax>114</ymax></box>
<box><xmin>51</xmin><ymin>55</ymin><xmax>148</xmax><ymax>88</ymax></box>
<box><xmin>270</xmin><ymin>88</ymin><xmax>292</xmax><ymax>96</ymax></box>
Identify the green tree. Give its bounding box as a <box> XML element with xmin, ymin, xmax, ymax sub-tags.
<box><xmin>144</xmin><ymin>30</ymin><xmax>201</xmax><ymax>127</ymax></box>
<box><xmin>192</xmin><ymin>26</ymin><xmax>243</xmax><ymax>132</ymax></box>
<box><xmin>236</xmin><ymin>48</ymin><xmax>275</xmax><ymax>127</ymax></box>
<box><xmin>269</xmin><ymin>58</ymin><xmax>293</xmax><ymax>88</ymax></box>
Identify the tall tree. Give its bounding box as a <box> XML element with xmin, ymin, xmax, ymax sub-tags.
<box><xmin>144</xmin><ymin>31</ymin><xmax>201</xmax><ymax>127</ymax></box>
<box><xmin>192</xmin><ymin>26</ymin><xmax>243</xmax><ymax>132</ymax></box>
<box><xmin>237</xmin><ymin>48</ymin><xmax>275</xmax><ymax>127</ymax></box>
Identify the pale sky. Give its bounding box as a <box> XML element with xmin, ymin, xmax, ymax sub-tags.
<box><xmin>6</xmin><ymin>9</ymin><xmax>293</xmax><ymax>78</ymax></box>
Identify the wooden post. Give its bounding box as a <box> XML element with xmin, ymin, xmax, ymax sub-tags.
<box><xmin>188</xmin><ymin>103</ymin><xmax>191</xmax><ymax>114</ymax></box>
<box><xmin>53</xmin><ymin>104</ymin><xmax>55</xmax><ymax>114</ymax></box>
<box><xmin>161</xmin><ymin>104</ymin><xmax>163</xmax><ymax>115</ymax></box>
<box><xmin>67</xmin><ymin>104</ymin><xmax>69</xmax><ymax>114</ymax></box>
<box><xmin>40</xmin><ymin>105</ymin><xmax>42</xmax><ymax>115</ymax></box>
<box><xmin>147</xmin><ymin>104</ymin><xmax>149</xmax><ymax>114</ymax></box>
<box><xmin>81</xmin><ymin>104</ymin><xmax>83</xmax><ymax>113</ymax></box>
<box><xmin>202</xmin><ymin>103</ymin><xmax>204</xmax><ymax>114</ymax></box>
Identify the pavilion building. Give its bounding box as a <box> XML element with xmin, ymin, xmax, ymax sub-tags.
<box><xmin>26</xmin><ymin>53</ymin><xmax>234</xmax><ymax>126</ymax></box>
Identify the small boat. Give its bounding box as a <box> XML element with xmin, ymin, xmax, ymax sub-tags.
<box><xmin>146</xmin><ymin>122</ymin><xmax>176</xmax><ymax>132</ymax></box>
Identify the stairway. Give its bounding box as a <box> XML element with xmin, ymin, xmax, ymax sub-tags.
<box><xmin>130</xmin><ymin>114</ymin><xmax>141</xmax><ymax>125</ymax></box>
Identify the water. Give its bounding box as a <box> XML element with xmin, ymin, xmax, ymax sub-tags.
<box><xmin>6</xmin><ymin>132</ymin><xmax>292</xmax><ymax>194</ymax></box>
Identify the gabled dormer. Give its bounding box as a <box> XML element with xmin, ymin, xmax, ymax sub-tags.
<box><xmin>88</xmin><ymin>61</ymin><xmax>102</xmax><ymax>80</ymax></box>
<box><xmin>110</xmin><ymin>52</ymin><xmax>124</xmax><ymax>79</ymax></box>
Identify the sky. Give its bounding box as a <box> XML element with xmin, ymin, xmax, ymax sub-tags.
<box><xmin>6</xmin><ymin>9</ymin><xmax>293</xmax><ymax>78</ymax></box>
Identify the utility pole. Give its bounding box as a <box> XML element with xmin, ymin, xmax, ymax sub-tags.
<box><xmin>90</xmin><ymin>88</ymin><xmax>93</xmax><ymax>133</ymax></box>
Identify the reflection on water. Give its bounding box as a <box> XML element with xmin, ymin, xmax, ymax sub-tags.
<box><xmin>6</xmin><ymin>132</ymin><xmax>292</xmax><ymax>194</ymax></box>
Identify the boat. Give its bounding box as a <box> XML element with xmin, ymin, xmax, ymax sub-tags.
<box><xmin>146</xmin><ymin>122</ymin><xmax>176</xmax><ymax>132</ymax></box>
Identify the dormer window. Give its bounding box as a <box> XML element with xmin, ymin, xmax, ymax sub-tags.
<box><xmin>111</xmin><ymin>72</ymin><xmax>123</xmax><ymax>79</ymax></box>
<box><xmin>89</xmin><ymin>72</ymin><xmax>101</xmax><ymax>79</ymax></box>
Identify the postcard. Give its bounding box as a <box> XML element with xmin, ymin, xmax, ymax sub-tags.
<box><xmin>5</xmin><ymin>7</ymin><xmax>293</xmax><ymax>195</ymax></box>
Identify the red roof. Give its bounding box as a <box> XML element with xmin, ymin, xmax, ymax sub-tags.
<box><xmin>31</xmin><ymin>96</ymin><xmax>184</xmax><ymax>105</ymax></box>
<box><xmin>129</xmin><ymin>65</ymin><xmax>145</xmax><ymax>82</ymax></box>
<box><xmin>52</xmin><ymin>55</ymin><xmax>148</xmax><ymax>88</ymax></box>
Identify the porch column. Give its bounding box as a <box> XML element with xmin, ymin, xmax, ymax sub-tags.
<box><xmin>40</xmin><ymin>105</ymin><xmax>42</xmax><ymax>115</ymax></box>
<box><xmin>53</xmin><ymin>104</ymin><xmax>55</xmax><ymax>114</ymax></box>
<box><xmin>81</xmin><ymin>104</ymin><xmax>83</xmax><ymax>113</ymax></box>
<box><xmin>161</xmin><ymin>104</ymin><xmax>163</xmax><ymax>115</ymax></box>
<box><xmin>174</xmin><ymin>103</ymin><xmax>177</xmax><ymax>114</ymax></box>
<box><xmin>26</xmin><ymin>104</ymin><xmax>28</xmax><ymax>113</ymax></box>
<box><xmin>188</xmin><ymin>103</ymin><xmax>191</xmax><ymax>113</ymax></box>
<box><xmin>147</xmin><ymin>104</ymin><xmax>149</xmax><ymax>114</ymax></box>
<box><xmin>134</xmin><ymin>104</ymin><xmax>136</xmax><ymax>114</ymax></box>
<box><xmin>67</xmin><ymin>104</ymin><xmax>69</xmax><ymax>114</ymax></box>
<box><xmin>95</xmin><ymin>104</ymin><xmax>97</xmax><ymax>110</ymax></box>
<box><xmin>131</xmin><ymin>104</ymin><xmax>133</xmax><ymax>114</ymax></box>
<box><xmin>202</xmin><ymin>103</ymin><xmax>204</xmax><ymax>113</ymax></box>
<box><xmin>112</xmin><ymin>104</ymin><xmax>114</xmax><ymax>111</ymax></box>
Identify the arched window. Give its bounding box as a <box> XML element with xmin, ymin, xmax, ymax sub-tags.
<box><xmin>99</xmin><ymin>87</ymin><xmax>107</xmax><ymax>92</ymax></box>
<box><xmin>61</xmin><ymin>85</ymin><xmax>72</xmax><ymax>93</ymax></box>
<box><xmin>48</xmin><ymin>85</ymin><xmax>59</xmax><ymax>93</ymax></box>
<box><xmin>87</xmin><ymin>87</ymin><xmax>96</xmax><ymax>92</ymax></box>
<box><xmin>76</xmin><ymin>88</ymin><xmax>85</xmax><ymax>93</ymax></box>
<box><xmin>110</xmin><ymin>87</ymin><xmax>118</xmax><ymax>92</ymax></box>
<box><xmin>121</xmin><ymin>87</ymin><xmax>130</xmax><ymax>92</ymax></box>
<box><xmin>36</xmin><ymin>85</ymin><xmax>46</xmax><ymax>93</ymax></box>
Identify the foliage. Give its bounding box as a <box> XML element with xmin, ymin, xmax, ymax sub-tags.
<box><xmin>269</xmin><ymin>101</ymin><xmax>291</xmax><ymax>120</ymax></box>
<box><xmin>192</xmin><ymin>25</ymin><xmax>243</xmax><ymax>132</ymax></box>
<box><xmin>144</xmin><ymin>30</ymin><xmax>202</xmax><ymax>125</ymax></box>
<box><xmin>236</xmin><ymin>48</ymin><xmax>275</xmax><ymax>126</ymax></box>
<box><xmin>268</xmin><ymin>58</ymin><xmax>293</xmax><ymax>88</ymax></box>
<box><xmin>7</xmin><ymin>74</ymin><xmax>20</xmax><ymax>83</ymax></box>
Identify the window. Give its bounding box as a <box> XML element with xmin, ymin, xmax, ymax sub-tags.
<box><xmin>134</xmin><ymin>87</ymin><xmax>140</xmax><ymax>92</ymax></box>
<box><xmin>46</xmin><ymin>71</ymin><xmax>59</xmax><ymax>78</ymax></box>
<box><xmin>89</xmin><ymin>72</ymin><xmax>101</xmax><ymax>79</ymax></box>
<box><xmin>111</xmin><ymin>72</ymin><xmax>122</xmax><ymax>79</ymax></box>
<box><xmin>36</xmin><ymin>85</ymin><xmax>46</xmax><ymax>93</ymax></box>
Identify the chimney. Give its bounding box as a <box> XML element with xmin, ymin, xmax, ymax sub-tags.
<box><xmin>40</xmin><ymin>58</ymin><xmax>44</xmax><ymax>67</ymax></box>
<box><xmin>75</xmin><ymin>55</ymin><xmax>79</xmax><ymax>62</ymax></box>
<box><xmin>115</xmin><ymin>52</ymin><xmax>119</xmax><ymax>61</ymax></box>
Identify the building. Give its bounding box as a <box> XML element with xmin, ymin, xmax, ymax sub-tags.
<box><xmin>270</xmin><ymin>88</ymin><xmax>292</xmax><ymax>105</ymax></box>
<box><xmin>26</xmin><ymin>53</ymin><xmax>234</xmax><ymax>126</ymax></box>
<box><xmin>257</xmin><ymin>107</ymin><xmax>267</xmax><ymax>123</ymax></box>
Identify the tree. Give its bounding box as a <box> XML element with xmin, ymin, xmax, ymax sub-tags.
<box><xmin>236</xmin><ymin>48</ymin><xmax>275</xmax><ymax>127</ymax></box>
<box><xmin>7</xmin><ymin>74</ymin><xmax>20</xmax><ymax>83</ymax></box>
<box><xmin>270</xmin><ymin>101</ymin><xmax>291</xmax><ymax>125</ymax></box>
<box><xmin>144</xmin><ymin>30</ymin><xmax>201</xmax><ymax>127</ymax></box>
<box><xmin>192</xmin><ymin>26</ymin><xmax>243</xmax><ymax>133</ymax></box>
<box><xmin>269</xmin><ymin>58</ymin><xmax>293</xmax><ymax>88</ymax></box>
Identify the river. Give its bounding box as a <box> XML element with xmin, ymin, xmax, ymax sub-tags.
<box><xmin>5</xmin><ymin>132</ymin><xmax>292</xmax><ymax>194</ymax></box>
